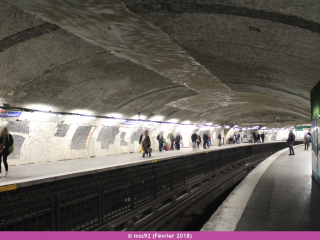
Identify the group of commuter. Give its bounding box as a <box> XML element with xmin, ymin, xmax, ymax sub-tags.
<box><xmin>229</xmin><ymin>132</ymin><xmax>266</xmax><ymax>144</ymax></box>
<box><xmin>139</xmin><ymin>131</ymin><xmax>183</xmax><ymax>157</ymax></box>
<box><xmin>228</xmin><ymin>132</ymin><xmax>241</xmax><ymax>144</ymax></box>
<box><xmin>252</xmin><ymin>132</ymin><xmax>265</xmax><ymax>143</ymax></box>
<box><xmin>139</xmin><ymin>131</ymin><xmax>221</xmax><ymax>157</ymax></box>
<box><xmin>157</xmin><ymin>131</ymin><xmax>182</xmax><ymax>152</ymax></box>
<box><xmin>287</xmin><ymin>130</ymin><xmax>312</xmax><ymax>155</ymax></box>
<box><xmin>191</xmin><ymin>133</ymin><xmax>216</xmax><ymax>150</ymax></box>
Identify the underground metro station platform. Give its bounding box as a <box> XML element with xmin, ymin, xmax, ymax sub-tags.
<box><xmin>1</xmin><ymin>0</ymin><xmax>320</xmax><ymax>233</ymax></box>
<box><xmin>0</xmin><ymin>141</ymin><xmax>314</xmax><ymax>231</ymax></box>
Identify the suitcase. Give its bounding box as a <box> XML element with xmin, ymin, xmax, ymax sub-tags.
<box><xmin>164</xmin><ymin>145</ymin><xmax>169</xmax><ymax>151</ymax></box>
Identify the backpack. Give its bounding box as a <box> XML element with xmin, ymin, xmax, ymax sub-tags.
<box><xmin>157</xmin><ymin>134</ymin><xmax>164</xmax><ymax>143</ymax></box>
<box><xmin>8</xmin><ymin>135</ymin><xmax>14</xmax><ymax>154</ymax></box>
<box><xmin>290</xmin><ymin>134</ymin><xmax>295</xmax><ymax>142</ymax></box>
<box><xmin>306</xmin><ymin>135</ymin><xmax>311</xmax><ymax>142</ymax></box>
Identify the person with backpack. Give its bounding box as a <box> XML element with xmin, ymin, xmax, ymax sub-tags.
<box><xmin>156</xmin><ymin>131</ymin><xmax>165</xmax><ymax>152</ymax></box>
<box><xmin>196</xmin><ymin>134</ymin><xmax>202</xmax><ymax>149</ymax></box>
<box><xmin>0</xmin><ymin>128</ymin><xmax>14</xmax><ymax>178</ymax></box>
<box><xmin>191</xmin><ymin>132</ymin><xmax>198</xmax><ymax>150</ymax></box>
<box><xmin>218</xmin><ymin>133</ymin><xmax>222</xmax><ymax>146</ymax></box>
<box><xmin>287</xmin><ymin>130</ymin><xmax>296</xmax><ymax>155</ymax></box>
<box><xmin>304</xmin><ymin>132</ymin><xmax>312</xmax><ymax>150</ymax></box>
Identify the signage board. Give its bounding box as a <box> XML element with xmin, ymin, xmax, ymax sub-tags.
<box><xmin>120</xmin><ymin>120</ymin><xmax>140</xmax><ymax>126</ymax></box>
<box><xmin>0</xmin><ymin>111</ymin><xmax>22</xmax><ymax>118</ymax></box>
<box><xmin>311</xmin><ymin>119</ymin><xmax>319</xmax><ymax>183</ymax></box>
<box><xmin>295</xmin><ymin>126</ymin><xmax>311</xmax><ymax>131</ymax></box>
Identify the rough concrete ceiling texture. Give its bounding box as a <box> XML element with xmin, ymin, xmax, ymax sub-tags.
<box><xmin>1</xmin><ymin>0</ymin><xmax>319</xmax><ymax>127</ymax></box>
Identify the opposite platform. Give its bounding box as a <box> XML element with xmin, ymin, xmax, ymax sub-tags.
<box><xmin>202</xmin><ymin>145</ymin><xmax>320</xmax><ymax>231</ymax></box>
<box><xmin>0</xmin><ymin>142</ymin><xmax>277</xmax><ymax>188</ymax></box>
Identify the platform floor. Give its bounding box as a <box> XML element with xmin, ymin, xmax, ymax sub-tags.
<box><xmin>202</xmin><ymin>145</ymin><xmax>320</xmax><ymax>231</ymax></box>
<box><xmin>0</xmin><ymin>142</ymin><xmax>266</xmax><ymax>188</ymax></box>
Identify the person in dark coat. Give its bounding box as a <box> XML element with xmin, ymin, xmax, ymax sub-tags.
<box><xmin>175</xmin><ymin>134</ymin><xmax>181</xmax><ymax>150</ymax></box>
<box><xmin>261</xmin><ymin>132</ymin><xmax>265</xmax><ymax>143</ymax></box>
<box><xmin>191</xmin><ymin>132</ymin><xmax>198</xmax><ymax>150</ymax></box>
<box><xmin>157</xmin><ymin>132</ymin><xmax>165</xmax><ymax>152</ymax></box>
<box><xmin>257</xmin><ymin>133</ymin><xmax>261</xmax><ymax>143</ymax></box>
<box><xmin>0</xmin><ymin>128</ymin><xmax>13</xmax><ymax>178</ymax></box>
<box><xmin>287</xmin><ymin>130</ymin><xmax>295</xmax><ymax>155</ymax></box>
<box><xmin>203</xmin><ymin>134</ymin><xmax>208</xmax><ymax>149</ymax></box>
<box><xmin>253</xmin><ymin>132</ymin><xmax>257</xmax><ymax>143</ymax></box>
<box><xmin>142</xmin><ymin>131</ymin><xmax>151</xmax><ymax>157</ymax></box>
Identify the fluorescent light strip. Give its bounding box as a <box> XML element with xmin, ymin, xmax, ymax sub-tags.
<box><xmin>0</xmin><ymin>106</ymin><xmax>217</xmax><ymax>127</ymax></box>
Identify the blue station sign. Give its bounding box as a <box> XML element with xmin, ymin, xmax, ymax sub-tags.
<box><xmin>0</xmin><ymin>111</ymin><xmax>22</xmax><ymax>118</ymax></box>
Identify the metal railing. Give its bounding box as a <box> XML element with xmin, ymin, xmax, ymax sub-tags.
<box><xmin>0</xmin><ymin>142</ymin><xmax>300</xmax><ymax>231</ymax></box>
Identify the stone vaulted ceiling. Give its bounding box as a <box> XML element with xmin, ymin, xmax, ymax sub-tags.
<box><xmin>1</xmin><ymin>0</ymin><xmax>320</xmax><ymax>127</ymax></box>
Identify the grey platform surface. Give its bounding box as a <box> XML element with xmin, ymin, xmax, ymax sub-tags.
<box><xmin>202</xmin><ymin>145</ymin><xmax>320</xmax><ymax>231</ymax></box>
<box><xmin>0</xmin><ymin>142</ymin><xmax>267</xmax><ymax>188</ymax></box>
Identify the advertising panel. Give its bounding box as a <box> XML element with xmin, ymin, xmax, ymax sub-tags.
<box><xmin>311</xmin><ymin>119</ymin><xmax>319</xmax><ymax>183</ymax></box>
<box><xmin>318</xmin><ymin>119</ymin><xmax>320</xmax><ymax>183</ymax></box>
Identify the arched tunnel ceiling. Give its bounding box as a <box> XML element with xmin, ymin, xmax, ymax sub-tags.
<box><xmin>1</xmin><ymin>0</ymin><xmax>320</xmax><ymax>127</ymax></box>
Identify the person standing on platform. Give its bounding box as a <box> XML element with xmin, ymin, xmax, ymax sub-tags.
<box><xmin>253</xmin><ymin>132</ymin><xmax>257</xmax><ymax>143</ymax></box>
<box><xmin>237</xmin><ymin>133</ymin><xmax>240</xmax><ymax>144</ymax></box>
<box><xmin>197</xmin><ymin>134</ymin><xmax>202</xmax><ymax>149</ymax></box>
<box><xmin>257</xmin><ymin>133</ymin><xmax>261</xmax><ymax>143</ymax></box>
<box><xmin>191</xmin><ymin>132</ymin><xmax>198</xmax><ymax>150</ymax></box>
<box><xmin>287</xmin><ymin>130</ymin><xmax>295</xmax><ymax>155</ymax></box>
<box><xmin>142</xmin><ymin>131</ymin><xmax>151</xmax><ymax>157</ymax></box>
<box><xmin>175</xmin><ymin>134</ymin><xmax>181</xmax><ymax>150</ymax></box>
<box><xmin>218</xmin><ymin>133</ymin><xmax>222</xmax><ymax>146</ymax></box>
<box><xmin>208</xmin><ymin>134</ymin><xmax>211</xmax><ymax>147</ymax></box>
<box><xmin>261</xmin><ymin>132</ymin><xmax>265</xmax><ymax>143</ymax></box>
<box><xmin>0</xmin><ymin>128</ymin><xmax>14</xmax><ymax>178</ymax></box>
<box><xmin>169</xmin><ymin>133</ymin><xmax>174</xmax><ymax>150</ymax></box>
<box><xmin>304</xmin><ymin>132</ymin><xmax>312</xmax><ymax>150</ymax></box>
<box><xmin>156</xmin><ymin>131</ymin><xmax>165</xmax><ymax>152</ymax></box>
<box><xmin>203</xmin><ymin>133</ymin><xmax>208</xmax><ymax>149</ymax></box>
<box><xmin>234</xmin><ymin>133</ymin><xmax>238</xmax><ymax>144</ymax></box>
